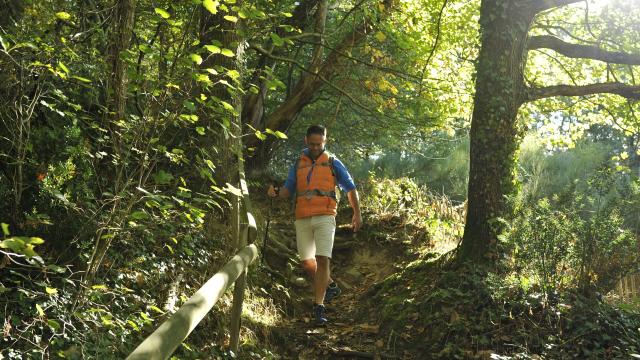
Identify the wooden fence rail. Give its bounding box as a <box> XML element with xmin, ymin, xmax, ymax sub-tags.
<box><xmin>126</xmin><ymin>244</ymin><xmax>258</xmax><ymax>360</ymax></box>
<box><xmin>127</xmin><ymin>141</ymin><xmax>258</xmax><ymax>360</ymax></box>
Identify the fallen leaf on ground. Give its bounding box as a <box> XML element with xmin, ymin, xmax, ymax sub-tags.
<box><xmin>357</xmin><ymin>323</ymin><xmax>380</xmax><ymax>334</ymax></box>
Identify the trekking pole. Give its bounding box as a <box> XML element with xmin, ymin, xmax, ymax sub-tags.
<box><xmin>261</xmin><ymin>192</ymin><xmax>273</xmax><ymax>265</ymax></box>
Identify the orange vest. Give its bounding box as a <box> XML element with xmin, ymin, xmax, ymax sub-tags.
<box><xmin>295</xmin><ymin>151</ymin><xmax>337</xmax><ymax>219</ymax></box>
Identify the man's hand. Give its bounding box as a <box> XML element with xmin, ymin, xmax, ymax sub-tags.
<box><xmin>351</xmin><ymin>212</ymin><xmax>363</xmax><ymax>232</ymax></box>
<box><xmin>347</xmin><ymin>189</ymin><xmax>362</xmax><ymax>232</ymax></box>
<box><xmin>267</xmin><ymin>185</ymin><xmax>279</xmax><ymax>198</ymax></box>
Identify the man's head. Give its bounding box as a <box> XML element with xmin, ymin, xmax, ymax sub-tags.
<box><xmin>304</xmin><ymin>125</ymin><xmax>327</xmax><ymax>159</ymax></box>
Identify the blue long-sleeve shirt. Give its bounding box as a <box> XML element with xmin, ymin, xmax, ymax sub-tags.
<box><xmin>283</xmin><ymin>149</ymin><xmax>356</xmax><ymax>195</ymax></box>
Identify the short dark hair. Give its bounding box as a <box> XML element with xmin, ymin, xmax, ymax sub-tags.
<box><xmin>306</xmin><ymin>125</ymin><xmax>326</xmax><ymax>137</ymax></box>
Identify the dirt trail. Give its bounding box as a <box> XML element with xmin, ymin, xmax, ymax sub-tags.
<box><xmin>268</xmin><ymin>224</ymin><xmax>413</xmax><ymax>359</ymax></box>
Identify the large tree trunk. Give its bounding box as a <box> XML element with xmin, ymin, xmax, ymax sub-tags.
<box><xmin>458</xmin><ymin>0</ymin><xmax>535</xmax><ymax>264</ymax></box>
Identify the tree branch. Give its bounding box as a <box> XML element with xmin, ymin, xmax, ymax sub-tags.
<box><xmin>308</xmin><ymin>0</ymin><xmax>327</xmax><ymax>74</ymax></box>
<box><xmin>418</xmin><ymin>0</ymin><xmax>448</xmax><ymax>97</ymax></box>
<box><xmin>528</xmin><ymin>35</ymin><xmax>640</xmax><ymax>65</ymax></box>
<box><xmin>294</xmin><ymin>38</ymin><xmax>419</xmax><ymax>81</ymax></box>
<box><xmin>532</xmin><ymin>0</ymin><xmax>584</xmax><ymax>14</ymax></box>
<box><xmin>250</xmin><ymin>45</ymin><xmax>367</xmax><ymax>111</ymax></box>
<box><xmin>526</xmin><ymin>82</ymin><xmax>640</xmax><ymax>102</ymax></box>
<box><xmin>262</xmin><ymin>0</ymin><xmax>396</xmax><ymax>132</ymax></box>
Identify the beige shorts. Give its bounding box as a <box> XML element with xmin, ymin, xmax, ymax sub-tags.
<box><xmin>294</xmin><ymin>215</ymin><xmax>336</xmax><ymax>260</ymax></box>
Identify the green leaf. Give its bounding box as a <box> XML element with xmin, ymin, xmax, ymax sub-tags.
<box><xmin>139</xmin><ymin>312</ymin><xmax>151</xmax><ymax>322</ymax></box>
<box><xmin>47</xmin><ymin>319</ymin><xmax>61</xmax><ymax>331</ymax></box>
<box><xmin>0</xmin><ymin>35</ymin><xmax>8</xmax><ymax>51</ymax></box>
<box><xmin>29</xmin><ymin>237</ymin><xmax>44</xmax><ymax>245</ymax></box>
<box><xmin>255</xmin><ymin>130</ymin><xmax>266</xmax><ymax>141</ymax></box>
<box><xmin>196</xmin><ymin>127</ymin><xmax>205</xmax><ymax>135</ymax></box>
<box><xmin>71</xmin><ymin>75</ymin><xmax>92</xmax><ymax>83</ymax></box>
<box><xmin>22</xmin><ymin>245</ymin><xmax>36</xmax><ymax>257</ymax></box>
<box><xmin>46</xmin><ymin>264</ymin><xmax>66</xmax><ymax>273</ymax></box>
<box><xmin>128</xmin><ymin>320</ymin><xmax>140</xmax><ymax>331</ymax></box>
<box><xmin>91</xmin><ymin>284</ymin><xmax>107</xmax><ymax>290</ymax></box>
<box><xmin>130</xmin><ymin>211</ymin><xmax>149</xmax><ymax>220</ymax></box>
<box><xmin>149</xmin><ymin>305</ymin><xmax>165</xmax><ymax>314</ymax></box>
<box><xmin>154</xmin><ymin>170</ymin><xmax>174</xmax><ymax>185</ymax></box>
<box><xmin>196</xmin><ymin>74</ymin><xmax>211</xmax><ymax>84</ymax></box>
<box><xmin>227</xmin><ymin>69</ymin><xmax>240</xmax><ymax>80</ymax></box>
<box><xmin>55</xmin><ymin>12</ymin><xmax>71</xmax><ymax>21</ymax></box>
<box><xmin>265</xmin><ymin>78</ymin><xmax>286</xmax><ymax>90</ymax></box>
<box><xmin>45</xmin><ymin>287</ymin><xmax>58</xmax><ymax>295</ymax></box>
<box><xmin>220</xmin><ymin>48</ymin><xmax>234</xmax><ymax>57</ymax></box>
<box><xmin>183</xmin><ymin>100</ymin><xmax>196</xmax><ymax>111</ymax></box>
<box><xmin>1</xmin><ymin>238</ymin><xmax>25</xmax><ymax>252</ymax></box>
<box><xmin>220</xmin><ymin>101</ymin><xmax>235</xmax><ymax>112</ymax></box>
<box><xmin>237</xmin><ymin>9</ymin><xmax>248</xmax><ymax>19</ymax></box>
<box><xmin>204</xmin><ymin>44</ymin><xmax>221</xmax><ymax>54</ymax></box>
<box><xmin>274</xmin><ymin>131</ymin><xmax>288</xmax><ymax>139</ymax></box>
<box><xmin>374</xmin><ymin>31</ymin><xmax>386</xmax><ymax>42</ymax></box>
<box><xmin>179</xmin><ymin>114</ymin><xmax>199</xmax><ymax>122</ymax></box>
<box><xmin>57</xmin><ymin>62</ymin><xmax>70</xmax><ymax>74</ymax></box>
<box><xmin>270</xmin><ymin>33</ymin><xmax>284</xmax><ymax>47</ymax></box>
<box><xmin>279</xmin><ymin>24</ymin><xmax>295</xmax><ymax>33</ymax></box>
<box><xmin>203</xmin><ymin>0</ymin><xmax>219</xmax><ymax>14</ymax></box>
<box><xmin>190</xmin><ymin>53</ymin><xmax>203</xmax><ymax>65</ymax></box>
<box><xmin>1</xmin><ymin>223</ymin><xmax>9</xmax><ymax>236</ymax></box>
<box><xmin>265</xmin><ymin>128</ymin><xmax>287</xmax><ymax>138</ymax></box>
<box><xmin>224</xmin><ymin>183</ymin><xmax>243</xmax><ymax>197</ymax></box>
<box><xmin>36</xmin><ymin>304</ymin><xmax>45</xmax><ymax>317</ymax></box>
<box><xmin>224</xmin><ymin>15</ymin><xmax>238</xmax><ymax>23</ymax></box>
<box><xmin>154</xmin><ymin>8</ymin><xmax>171</xmax><ymax>19</ymax></box>
<box><xmin>101</xmin><ymin>315</ymin><xmax>113</xmax><ymax>326</ymax></box>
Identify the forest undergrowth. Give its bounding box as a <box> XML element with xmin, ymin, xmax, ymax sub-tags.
<box><xmin>2</xmin><ymin>177</ymin><xmax>640</xmax><ymax>359</ymax></box>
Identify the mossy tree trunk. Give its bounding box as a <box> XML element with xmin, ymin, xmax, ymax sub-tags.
<box><xmin>458</xmin><ymin>0</ymin><xmax>640</xmax><ymax>264</ymax></box>
<box><xmin>458</xmin><ymin>0</ymin><xmax>535</xmax><ymax>263</ymax></box>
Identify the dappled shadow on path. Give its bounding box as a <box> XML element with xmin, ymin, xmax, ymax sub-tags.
<box><xmin>267</xmin><ymin>223</ymin><xmax>416</xmax><ymax>359</ymax></box>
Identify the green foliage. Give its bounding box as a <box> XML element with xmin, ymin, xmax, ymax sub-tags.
<box><xmin>1</xmin><ymin>223</ymin><xmax>45</xmax><ymax>258</ymax></box>
<box><xmin>503</xmin><ymin>193</ymin><xmax>638</xmax><ymax>296</ymax></box>
<box><xmin>361</xmin><ymin>176</ymin><xmax>464</xmax><ymax>244</ymax></box>
<box><xmin>371</xmin><ymin>264</ymin><xmax>640</xmax><ymax>359</ymax></box>
<box><xmin>500</xmin><ymin>198</ymin><xmax>573</xmax><ymax>294</ymax></box>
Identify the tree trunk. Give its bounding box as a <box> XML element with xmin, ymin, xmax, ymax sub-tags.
<box><xmin>458</xmin><ymin>0</ymin><xmax>535</xmax><ymax>264</ymax></box>
<box><xmin>108</xmin><ymin>0</ymin><xmax>136</xmax><ymax>123</ymax></box>
<box><xmin>198</xmin><ymin>5</ymin><xmax>244</xmax><ymax>246</ymax></box>
<box><xmin>84</xmin><ymin>0</ymin><xmax>136</xmax><ymax>284</ymax></box>
<box><xmin>199</xmin><ymin>7</ymin><xmax>239</xmax><ymax>182</ymax></box>
<box><xmin>245</xmin><ymin>0</ymin><xmax>396</xmax><ymax>172</ymax></box>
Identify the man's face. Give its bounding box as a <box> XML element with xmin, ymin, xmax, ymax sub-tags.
<box><xmin>305</xmin><ymin>133</ymin><xmax>326</xmax><ymax>159</ymax></box>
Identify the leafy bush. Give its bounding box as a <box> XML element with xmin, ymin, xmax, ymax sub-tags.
<box><xmin>503</xmin><ymin>196</ymin><xmax>638</xmax><ymax>296</ymax></box>
<box><xmin>370</xmin><ymin>262</ymin><xmax>640</xmax><ymax>359</ymax></box>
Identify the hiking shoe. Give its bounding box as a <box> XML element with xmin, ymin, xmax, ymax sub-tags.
<box><xmin>313</xmin><ymin>303</ymin><xmax>328</xmax><ymax>326</ymax></box>
<box><xmin>324</xmin><ymin>282</ymin><xmax>342</xmax><ymax>303</ymax></box>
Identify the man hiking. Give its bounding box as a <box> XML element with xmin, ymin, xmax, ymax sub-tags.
<box><xmin>267</xmin><ymin>125</ymin><xmax>362</xmax><ymax>326</ymax></box>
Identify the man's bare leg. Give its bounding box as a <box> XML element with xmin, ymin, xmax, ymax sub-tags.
<box><xmin>314</xmin><ymin>256</ymin><xmax>330</xmax><ymax>304</ymax></box>
<box><xmin>301</xmin><ymin>258</ymin><xmax>333</xmax><ymax>304</ymax></box>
